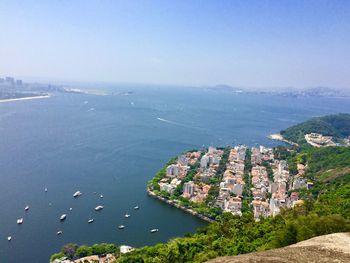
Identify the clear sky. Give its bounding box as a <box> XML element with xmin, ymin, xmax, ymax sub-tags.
<box><xmin>0</xmin><ymin>0</ymin><xmax>349</xmax><ymax>89</ymax></box>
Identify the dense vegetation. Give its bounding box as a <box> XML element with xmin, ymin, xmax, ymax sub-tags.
<box><xmin>242</xmin><ymin>149</ymin><xmax>252</xmax><ymax>213</ymax></box>
<box><xmin>116</xmin><ymin>208</ymin><xmax>349</xmax><ymax>262</ymax></box>
<box><xmin>50</xmin><ymin>243</ymin><xmax>119</xmax><ymax>262</ymax></box>
<box><xmin>281</xmin><ymin>113</ymin><xmax>350</xmax><ymax>144</ymax></box>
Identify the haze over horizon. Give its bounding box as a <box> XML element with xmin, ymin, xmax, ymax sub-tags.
<box><xmin>1</xmin><ymin>0</ymin><xmax>350</xmax><ymax>89</ymax></box>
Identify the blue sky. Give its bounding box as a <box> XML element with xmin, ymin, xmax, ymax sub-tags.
<box><xmin>0</xmin><ymin>0</ymin><xmax>349</xmax><ymax>88</ymax></box>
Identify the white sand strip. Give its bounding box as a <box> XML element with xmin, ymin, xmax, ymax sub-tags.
<box><xmin>0</xmin><ymin>95</ymin><xmax>50</xmax><ymax>103</ymax></box>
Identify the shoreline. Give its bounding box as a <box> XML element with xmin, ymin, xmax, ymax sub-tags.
<box><xmin>147</xmin><ymin>188</ymin><xmax>214</xmax><ymax>223</ymax></box>
<box><xmin>268</xmin><ymin>133</ymin><xmax>299</xmax><ymax>147</ymax></box>
<box><xmin>0</xmin><ymin>95</ymin><xmax>50</xmax><ymax>103</ymax></box>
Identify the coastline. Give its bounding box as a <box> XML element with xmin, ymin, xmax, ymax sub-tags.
<box><xmin>0</xmin><ymin>95</ymin><xmax>50</xmax><ymax>103</ymax></box>
<box><xmin>268</xmin><ymin>133</ymin><xmax>299</xmax><ymax>146</ymax></box>
<box><xmin>147</xmin><ymin>188</ymin><xmax>214</xmax><ymax>223</ymax></box>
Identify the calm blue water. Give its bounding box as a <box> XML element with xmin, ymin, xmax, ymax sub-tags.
<box><xmin>0</xmin><ymin>86</ymin><xmax>349</xmax><ymax>262</ymax></box>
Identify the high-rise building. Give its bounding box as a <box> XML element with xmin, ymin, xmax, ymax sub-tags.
<box><xmin>200</xmin><ymin>155</ymin><xmax>209</xmax><ymax>168</ymax></box>
<box><xmin>5</xmin><ymin>77</ymin><xmax>15</xmax><ymax>85</ymax></box>
<box><xmin>183</xmin><ymin>181</ymin><xmax>194</xmax><ymax>197</ymax></box>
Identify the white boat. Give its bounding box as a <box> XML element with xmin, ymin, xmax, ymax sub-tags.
<box><xmin>124</xmin><ymin>214</ymin><xmax>130</xmax><ymax>218</ymax></box>
<box><xmin>24</xmin><ymin>205</ymin><xmax>30</xmax><ymax>211</ymax></box>
<box><xmin>134</xmin><ymin>206</ymin><xmax>139</xmax><ymax>210</ymax></box>
<box><xmin>60</xmin><ymin>214</ymin><xmax>67</xmax><ymax>221</ymax></box>
<box><xmin>17</xmin><ymin>218</ymin><xmax>23</xmax><ymax>224</ymax></box>
<box><xmin>94</xmin><ymin>205</ymin><xmax>104</xmax><ymax>211</ymax></box>
<box><xmin>44</xmin><ymin>188</ymin><xmax>48</xmax><ymax>192</ymax></box>
<box><xmin>7</xmin><ymin>236</ymin><xmax>12</xmax><ymax>241</ymax></box>
<box><xmin>150</xmin><ymin>229</ymin><xmax>159</xmax><ymax>233</ymax></box>
<box><xmin>100</xmin><ymin>194</ymin><xmax>103</xmax><ymax>198</ymax></box>
<box><xmin>73</xmin><ymin>191</ymin><xmax>82</xmax><ymax>198</ymax></box>
<box><xmin>57</xmin><ymin>231</ymin><xmax>63</xmax><ymax>235</ymax></box>
<box><xmin>118</xmin><ymin>225</ymin><xmax>125</xmax><ymax>229</ymax></box>
<box><xmin>69</xmin><ymin>207</ymin><xmax>73</xmax><ymax>211</ymax></box>
<box><xmin>88</xmin><ymin>219</ymin><xmax>94</xmax><ymax>223</ymax></box>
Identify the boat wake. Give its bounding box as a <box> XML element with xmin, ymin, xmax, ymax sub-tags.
<box><xmin>156</xmin><ymin>117</ymin><xmax>207</xmax><ymax>132</ymax></box>
<box><xmin>156</xmin><ymin>117</ymin><xmax>181</xmax><ymax>125</ymax></box>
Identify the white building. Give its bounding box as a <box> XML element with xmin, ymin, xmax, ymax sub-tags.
<box><xmin>183</xmin><ymin>181</ymin><xmax>195</xmax><ymax>197</ymax></box>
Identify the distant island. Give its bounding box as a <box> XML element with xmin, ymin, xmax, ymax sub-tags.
<box><xmin>51</xmin><ymin>113</ymin><xmax>350</xmax><ymax>263</ymax></box>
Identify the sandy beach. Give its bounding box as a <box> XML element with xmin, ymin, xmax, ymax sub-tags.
<box><xmin>268</xmin><ymin>133</ymin><xmax>299</xmax><ymax>146</ymax></box>
<box><xmin>0</xmin><ymin>95</ymin><xmax>50</xmax><ymax>103</ymax></box>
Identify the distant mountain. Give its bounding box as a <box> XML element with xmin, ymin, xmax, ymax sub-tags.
<box><xmin>206</xmin><ymin>84</ymin><xmax>244</xmax><ymax>93</ymax></box>
<box><xmin>281</xmin><ymin>113</ymin><xmax>350</xmax><ymax>145</ymax></box>
<box><xmin>271</xmin><ymin>87</ymin><xmax>349</xmax><ymax>98</ymax></box>
<box><xmin>205</xmin><ymin>85</ymin><xmax>350</xmax><ymax>98</ymax></box>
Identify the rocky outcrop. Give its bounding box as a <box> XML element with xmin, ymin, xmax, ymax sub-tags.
<box><xmin>207</xmin><ymin>232</ymin><xmax>350</xmax><ymax>263</ymax></box>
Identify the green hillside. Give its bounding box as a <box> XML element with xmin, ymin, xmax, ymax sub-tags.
<box><xmin>280</xmin><ymin>113</ymin><xmax>350</xmax><ymax>144</ymax></box>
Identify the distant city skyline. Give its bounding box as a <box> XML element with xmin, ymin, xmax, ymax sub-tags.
<box><xmin>1</xmin><ymin>0</ymin><xmax>350</xmax><ymax>89</ymax></box>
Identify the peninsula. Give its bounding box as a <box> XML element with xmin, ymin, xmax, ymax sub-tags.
<box><xmin>147</xmin><ymin>143</ymin><xmax>310</xmax><ymax>223</ymax></box>
<box><xmin>51</xmin><ymin>113</ymin><xmax>350</xmax><ymax>263</ymax></box>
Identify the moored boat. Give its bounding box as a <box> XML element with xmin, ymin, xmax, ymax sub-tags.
<box><xmin>60</xmin><ymin>214</ymin><xmax>67</xmax><ymax>221</ymax></box>
<box><xmin>150</xmin><ymin>229</ymin><xmax>159</xmax><ymax>233</ymax></box>
<box><xmin>124</xmin><ymin>214</ymin><xmax>130</xmax><ymax>218</ymax></box>
<box><xmin>94</xmin><ymin>205</ymin><xmax>104</xmax><ymax>211</ymax></box>
<box><xmin>73</xmin><ymin>191</ymin><xmax>82</xmax><ymax>198</ymax></box>
<box><xmin>118</xmin><ymin>225</ymin><xmax>125</xmax><ymax>229</ymax></box>
<box><xmin>17</xmin><ymin>218</ymin><xmax>24</xmax><ymax>224</ymax></box>
<box><xmin>25</xmin><ymin>205</ymin><xmax>30</xmax><ymax>211</ymax></box>
<box><xmin>7</xmin><ymin>236</ymin><xmax>12</xmax><ymax>241</ymax></box>
<box><xmin>57</xmin><ymin>231</ymin><xmax>63</xmax><ymax>235</ymax></box>
<box><xmin>134</xmin><ymin>206</ymin><xmax>139</xmax><ymax>210</ymax></box>
<box><xmin>88</xmin><ymin>219</ymin><xmax>94</xmax><ymax>223</ymax></box>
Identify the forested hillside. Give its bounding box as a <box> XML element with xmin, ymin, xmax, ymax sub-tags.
<box><xmin>280</xmin><ymin>113</ymin><xmax>350</xmax><ymax>144</ymax></box>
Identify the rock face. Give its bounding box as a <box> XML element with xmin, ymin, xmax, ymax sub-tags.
<box><xmin>207</xmin><ymin>232</ymin><xmax>350</xmax><ymax>263</ymax></box>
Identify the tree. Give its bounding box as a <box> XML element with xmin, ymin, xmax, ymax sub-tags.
<box><xmin>75</xmin><ymin>245</ymin><xmax>92</xmax><ymax>258</ymax></box>
<box><xmin>61</xmin><ymin>243</ymin><xmax>78</xmax><ymax>259</ymax></box>
<box><xmin>50</xmin><ymin>252</ymin><xmax>65</xmax><ymax>262</ymax></box>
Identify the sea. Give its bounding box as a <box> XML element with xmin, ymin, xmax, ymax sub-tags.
<box><xmin>0</xmin><ymin>85</ymin><xmax>350</xmax><ymax>262</ymax></box>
